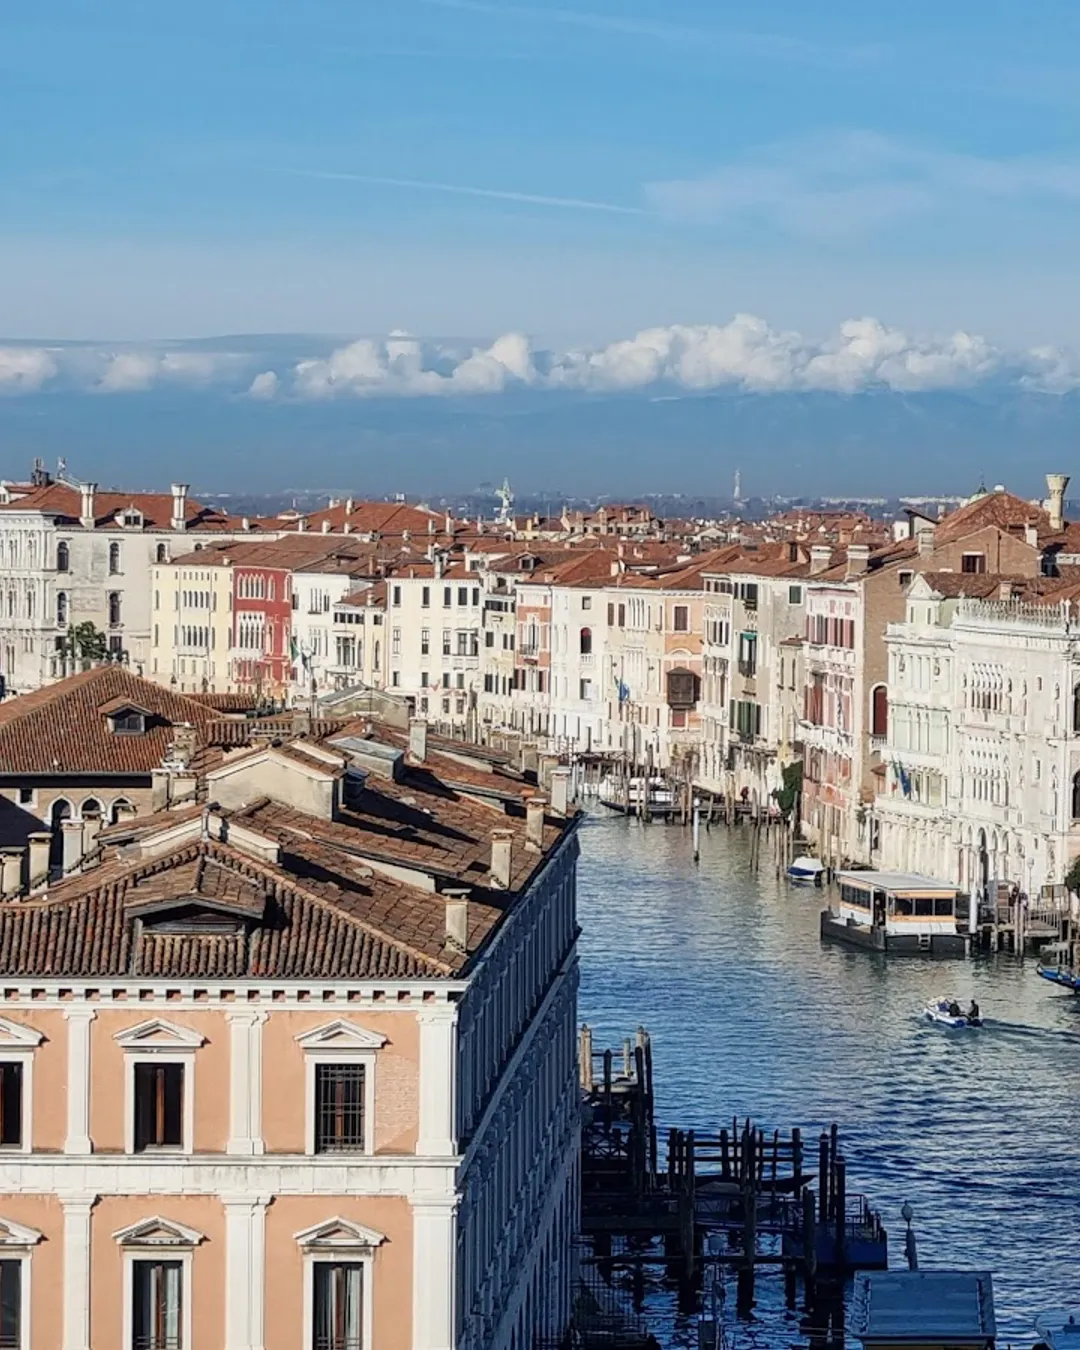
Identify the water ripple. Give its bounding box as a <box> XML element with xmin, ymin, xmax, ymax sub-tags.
<box><xmin>577</xmin><ymin>814</ymin><xmax>1080</xmax><ymax>1346</ymax></box>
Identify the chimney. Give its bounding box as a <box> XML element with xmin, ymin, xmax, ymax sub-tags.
<box><xmin>346</xmin><ymin>498</ymin><xmax>354</xmax><ymax>514</ymax></box>
<box><xmin>170</xmin><ymin>483</ymin><xmax>189</xmax><ymax>532</ymax></box>
<box><xmin>490</xmin><ymin>828</ymin><xmax>514</xmax><ymax>889</ymax></box>
<box><xmin>443</xmin><ymin>887</ymin><xmax>470</xmax><ymax>954</ymax></box>
<box><xmin>845</xmin><ymin>544</ymin><xmax>871</xmax><ymax>579</ymax></box>
<box><xmin>917</xmin><ymin>527</ymin><xmax>935</xmax><ymax>556</ymax></box>
<box><xmin>1046</xmin><ymin>473</ymin><xmax>1070</xmax><ymax>533</ymax></box>
<box><xmin>550</xmin><ymin>768</ymin><xmax>571</xmax><ymax>816</ymax></box>
<box><xmin>525</xmin><ymin>796</ymin><xmax>547</xmax><ymax>851</ymax></box>
<box><xmin>297</xmin><ymin>517</ymin><xmax>307</xmax><ymax>533</ymax></box>
<box><xmin>79</xmin><ymin>482</ymin><xmax>97</xmax><ymax>529</ymax></box>
<box><xmin>242</xmin><ymin>516</ymin><xmax>251</xmax><ymax>531</ymax></box>
<box><xmin>408</xmin><ymin>717</ymin><xmax>428</xmax><ymax>763</ymax></box>
<box><xmin>61</xmin><ymin>819</ymin><xmax>84</xmax><ymax>875</ymax></box>
<box><xmin>27</xmin><ymin>832</ymin><xmax>51</xmax><ymax>892</ymax></box>
<box><xmin>0</xmin><ymin>848</ymin><xmax>23</xmax><ymax>899</ymax></box>
<box><xmin>445</xmin><ymin>512</ymin><xmax>453</xmax><ymax>533</ymax></box>
<box><xmin>809</xmin><ymin>545</ymin><xmax>831</xmax><ymax>575</ymax></box>
<box><xmin>1025</xmin><ymin>523</ymin><xmax>1039</xmax><ymax>547</ymax></box>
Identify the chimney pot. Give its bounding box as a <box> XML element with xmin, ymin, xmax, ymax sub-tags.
<box><xmin>170</xmin><ymin>483</ymin><xmax>189</xmax><ymax>532</ymax></box>
<box><xmin>490</xmin><ymin>828</ymin><xmax>514</xmax><ymax>889</ymax></box>
<box><xmin>79</xmin><ymin>481</ymin><xmax>98</xmax><ymax>529</ymax></box>
<box><xmin>525</xmin><ymin>796</ymin><xmax>547</xmax><ymax>851</ymax></box>
<box><xmin>845</xmin><ymin>543</ymin><xmax>871</xmax><ymax>579</ymax></box>
<box><xmin>408</xmin><ymin>717</ymin><xmax>428</xmax><ymax>764</ymax></box>
<box><xmin>550</xmin><ymin>768</ymin><xmax>571</xmax><ymax>816</ymax></box>
<box><xmin>27</xmin><ymin>832</ymin><xmax>51</xmax><ymax>893</ymax></box>
<box><xmin>443</xmin><ymin>887</ymin><xmax>470</xmax><ymax>954</ymax></box>
<box><xmin>0</xmin><ymin>848</ymin><xmax>24</xmax><ymax>899</ymax></box>
<box><xmin>1046</xmin><ymin>472</ymin><xmax>1070</xmax><ymax>533</ymax></box>
<box><xmin>809</xmin><ymin>545</ymin><xmax>831</xmax><ymax>575</ymax></box>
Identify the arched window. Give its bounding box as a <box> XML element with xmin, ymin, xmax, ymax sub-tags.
<box><xmin>1072</xmin><ymin>772</ymin><xmax>1080</xmax><ymax>822</ymax></box>
<box><xmin>80</xmin><ymin>798</ymin><xmax>103</xmax><ymax>820</ymax></box>
<box><xmin>108</xmin><ymin>542</ymin><xmax>121</xmax><ymax>574</ymax></box>
<box><xmin>1073</xmin><ymin>683</ymin><xmax>1080</xmax><ymax>735</ymax></box>
<box><xmin>579</xmin><ymin>627</ymin><xmax>592</xmax><ymax>656</ymax></box>
<box><xmin>156</xmin><ymin>542</ymin><xmax>168</xmax><ymax>564</ymax></box>
<box><xmin>871</xmin><ymin>684</ymin><xmax>888</xmax><ymax>737</ymax></box>
<box><xmin>109</xmin><ymin>797</ymin><xmax>135</xmax><ymax>825</ymax></box>
<box><xmin>108</xmin><ymin>592</ymin><xmax>122</xmax><ymax>626</ymax></box>
<box><xmin>56</xmin><ymin>592</ymin><xmax>68</xmax><ymax>626</ymax></box>
<box><xmin>56</xmin><ymin>541</ymin><xmax>69</xmax><ymax>572</ymax></box>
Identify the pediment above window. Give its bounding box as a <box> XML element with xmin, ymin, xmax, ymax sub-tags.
<box><xmin>113</xmin><ymin>1018</ymin><xmax>206</xmax><ymax>1051</ymax></box>
<box><xmin>0</xmin><ymin>1017</ymin><xmax>43</xmax><ymax>1049</ymax></box>
<box><xmin>112</xmin><ymin>1216</ymin><xmax>205</xmax><ymax>1248</ymax></box>
<box><xmin>293</xmin><ymin>1217</ymin><xmax>386</xmax><ymax>1250</ymax></box>
<box><xmin>0</xmin><ymin>1218</ymin><xmax>42</xmax><ymax>1247</ymax></box>
<box><xmin>293</xmin><ymin>1020</ymin><xmax>387</xmax><ymax>1052</ymax></box>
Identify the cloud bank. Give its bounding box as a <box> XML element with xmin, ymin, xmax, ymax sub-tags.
<box><xmin>4</xmin><ymin>314</ymin><xmax>1080</xmax><ymax>401</ymax></box>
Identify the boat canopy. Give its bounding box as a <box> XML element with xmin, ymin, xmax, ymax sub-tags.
<box><xmin>836</xmin><ymin>870</ymin><xmax>960</xmax><ymax>899</ymax></box>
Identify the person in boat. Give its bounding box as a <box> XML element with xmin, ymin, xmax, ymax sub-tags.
<box><xmin>947</xmin><ymin>999</ymin><xmax>962</xmax><ymax>1017</ymax></box>
<box><xmin>968</xmin><ymin>999</ymin><xmax>980</xmax><ymax>1021</ymax></box>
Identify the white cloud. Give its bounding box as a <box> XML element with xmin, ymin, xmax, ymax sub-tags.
<box><xmin>0</xmin><ymin>346</ymin><xmax>58</xmax><ymax>392</ymax></box>
<box><xmin>248</xmin><ymin>370</ymin><xmax>279</xmax><ymax>400</ymax></box>
<box><xmin>95</xmin><ymin>348</ymin><xmax>242</xmax><ymax>393</ymax></box>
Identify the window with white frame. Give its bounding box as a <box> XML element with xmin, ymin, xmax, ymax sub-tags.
<box><xmin>114</xmin><ymin>1217</ymin><xmax>203</xmax><ymax>1350</ymax></box>
<box><xmin>114</xmin><ymin>1021</ymin><xmax>205</xmax><ymax>1155</ymax></box>
<box><xmin>294</xmin><ymin>1021</ymin><xmax>386</xmax><ymax>1156</ymax></box>
<box><xmin>294</xmin><ymin>1219</ymin><xmax>385</xmax><ymax>1350</ymax></box>
<box><xmin>0</xmin><ymin>1019</ymin><xmax>42</xmax><ymax>1154</ymax></box>
<box><xmin>0</xmin><ymin>1218</ymin><xmax>42</xmax><ymax>1350</ymax></box>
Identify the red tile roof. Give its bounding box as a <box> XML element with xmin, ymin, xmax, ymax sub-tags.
<box><xmin>0</xmin><ymin>667</ymin><xmax>215</xmax><ymax>777</ymax></box>
<box><xmin>0</xmin><ymin>482</ymin><xmax>251</xmax><ymax>533</ymax></box>
<box><xmin>932</xmin><ymin>490</ymin><xmax>1048</xmax><ymax>545</ymax></box>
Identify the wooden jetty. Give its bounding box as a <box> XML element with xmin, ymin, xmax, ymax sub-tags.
<box><xmin>578</xmin><ymin>1025</ymin><xmax>887</xmax><ymax>1329</ymax></box>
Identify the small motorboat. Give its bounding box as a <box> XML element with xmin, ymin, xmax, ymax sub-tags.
<box><xmin>925</xmin><ymin>998</ymin><xmax>982</xmax><ymax>1028</ymax></box>
<box><xmin>1034</xmin><ymin>1309</ymin><xmax>1080</xmax><ymax>1350</ymax></box>
<box><xmin>787</xmin><ymin>855</ymin><xmax>825</xmax><ymax>884</ymax></box>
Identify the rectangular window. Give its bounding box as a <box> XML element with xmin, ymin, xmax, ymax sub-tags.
<box><xmin>607</xmin><ymin>603</ymin><xmax>615</xmax><ymax>625</ymax></box>
<box><xmin>456</xmin><ymin>586</ymin><xmax>467</xmax><ymax>606</ymax></box>
<box><xmin>673</xmin><ymin>605</ymin><xmax>689</xmax><ymax>633</ymax></box>
<box><xmin>314</xmin><ymin>1064</ymin><xmax>366</xmax><ymax>1153</ymax></box>
<box><xmin>313</xmin><ymin>1262</ymin><xmax>363</xmax><ymax>1350</ymax></box>
<box><xmin>617</xmin><ymin>603</ymin><xmax>625</xmax><ymax>628</ymax></box>
<box><xmin>421</xmin><ymin>671</ymin><xmax>428</xmax><ymax>688</ymax></box>
<box><xmin>0</xmin><ymin>1260</ymin><xmax>20</xmax><ymax>1350</ymax></box>
<box><xmin>392</xmin><ymin>585</ymin><xmax>401</xmax><ymax>607</ymax></box>
<box><xmin>442</xmin><ymin>629</ymin><xmax>451</xmax><ymax>656</ymax></box>
<box><xmin>582</xmin><ymin>595</ymin><xmax>592</xmax><ymax>610</ymax></box>
<box><xmin>132</xmin><ymin>1259</ymin><xmax>182</xmax><ymax>1350</ymax></box>
<box><xmin>788</xmin><ymin>585</ymin><xmax>803</xmax><ymax>604</ymax></box>
<box><xmin>0</xmin><ymin>1064</ymin><xmax>21</xmax><ymax>1148</ymax></box>
<box><xmin>472</xmin><ymin>587</ymin><xmax>480</xmax><ymax>606</ymax></box>
<box><xmin>421</xmin><ymin>586</ymin><xmax>430</xmax><ymax>608</ymax></box>
<box><xmin>484</xmin><ymin>630</ymin><xmax>494</xmax><ymax>648</ymax></box>
<box><xmin>961</xmin><ymin>553</ymin><xmax>987</xmax><ymax>574</ymax></box>
<box><xmin>420</xmin><ymin>628</ymin><xmax>430</xmax><ymax>656</ymax></box>
<box><xmin>133</xmin><ymin>1062</ymin><xmax>184</xmax><ymax>1151</ymax></box>
<box><xmin>391</xmin><ymin>628</ymin><xmax>401</xmax><ymax>656</ymax></box>
<box><xmin>443</xmin><ymin>586</ymin><xmax>452</xmax><ymax>607</ymax></box>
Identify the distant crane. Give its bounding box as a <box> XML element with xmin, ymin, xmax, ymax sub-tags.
<box><xmin>495</xmin><ymin>478</ymin><xmax>515</xmax><ymax>527</ymax></box>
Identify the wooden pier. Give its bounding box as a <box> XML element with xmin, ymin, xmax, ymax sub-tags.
<box><xmin>578</xmin><ymin>1026</ymin><xmax>887</xmax><ymax>1334</ymax></box>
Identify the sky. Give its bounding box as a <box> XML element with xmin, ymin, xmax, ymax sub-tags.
<box><xmin>6</xmin><ymin>0</ymin><xmax>1080</xmax><ymax>493</ymax></box>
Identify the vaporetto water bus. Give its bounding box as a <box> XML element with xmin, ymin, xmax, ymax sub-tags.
<box><xmin>820</xmin><ymin>870</ymin><xmax>967</xmax><ymax>957</ymax></box>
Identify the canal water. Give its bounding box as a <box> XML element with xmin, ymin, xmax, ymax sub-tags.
<box><xmin>577</xmin><ymin>812</ymin><xmax>1080</xmax><ymax>1349</ymax></box>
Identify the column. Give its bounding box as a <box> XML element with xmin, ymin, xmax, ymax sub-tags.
<box><xmin>226</xmin><ymin>1010</ymin><xmax>267</xmax><ymax>1155</ymax></box>
<box><xmin>63</xmin><ymin>1007</ymin><xmax>96</xmax><ymax>1154</ymax></box>
<box><xmin>411</xmin><ymin>1198</ymin><xmax>457</xmax><ymax>1350</ymax></box>
<box><xmin>224</xmin><ymin>1196</ymin><xmax>270</xmax><ymax>1350</ymax></box>
<box><xmin>416</xmin><ymin>1010</ymin><xmax>456</xmax><ymax>1157</ymax></box>
<box><xmin>61</xmin><ymin>1193</ymin><xmax>96</xmax><ymax>1350</ymax></box>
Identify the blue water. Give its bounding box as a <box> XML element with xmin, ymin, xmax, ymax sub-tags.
<box><xmin>577</xmin><ymin>812</ymin><xmax>1080</xmax><ymax>1348</ymax></box>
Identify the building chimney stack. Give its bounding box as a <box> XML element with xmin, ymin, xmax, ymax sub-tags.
<box><xmin>1046</xmin><ymin>473</ymin><xmax>1070</xmax><ymax>533</ymax></box>
<box><xmin>809</xmin><ymin>545</ymin><xmax>832</xmax><ymax>575</ymax></box>
<box><xmin>917</xmin><ymin>527</ymin><xmax>935</xmax><ymax>556</ymax></box>
<box><xmin>170</xmin><ymin>483</ymin><xmax>189</xmax><ymax>532</ymax></box>
<box><xmin>525</xmin><ymin>797</ymin><xmax>547</xmax><ymax>851</ymax></box>
<box><xmin>0</xmin><ymin>848</ymin><xmax>23</xmax><ymax>899</ymax></box>
<box><xmin>79</xmin><ymin>482</ymin><xmax>97</xmax><ymax>529</ymax></box>
<box><xmin>845</xmin><ymin>544</ymin><xmax>871</xmax><ymax>579</ymax></box>
<box><xmin>443</xmin><ymin>887</ymin><xmax>470</xmax><ymax>953</ymax></box>
<box><xmin>550</xmin><ymin>768</ymin><xmax>571</xmax><ymax>816</ymax></box>
<box><xmin>27</xmin><ymin>832</ymin><xmax>51</xmax><ymax>892</ymax></box>
<box><xmin>408</xmin><ymin>717</ymin><xmax>428</xmax><ymax>764</ymax></box>
<box><xmin>321</xmin><ymin>519</ymin><xmax>331</xmax><ymax>534</ymax></box>
<box><xmin>490</xmin><ymin>829</ymin><xmax>514</xmax><ymax>889</ymax></box>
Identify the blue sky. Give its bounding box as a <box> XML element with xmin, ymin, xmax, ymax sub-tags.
<box><xmin>5</xmin><ymin>1</ymin><xmax>1080</xmax><ymax>491</ymax></box>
